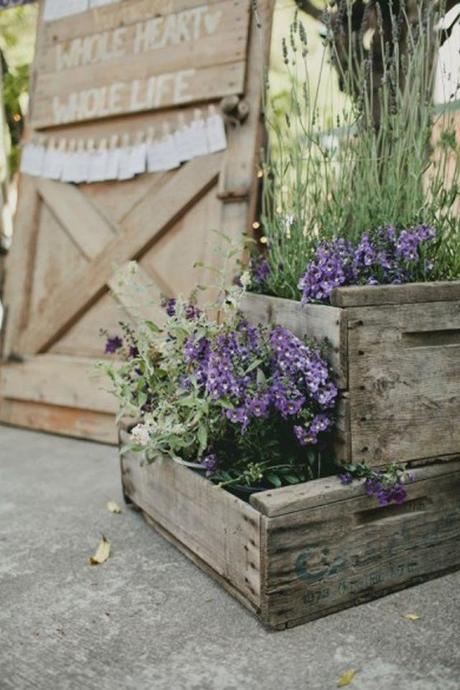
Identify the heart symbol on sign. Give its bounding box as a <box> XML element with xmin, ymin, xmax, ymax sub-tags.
<box><xmin>204</xmin><ymin>10</ymin><xmax>222</xmax><ymax>34</ymax></box>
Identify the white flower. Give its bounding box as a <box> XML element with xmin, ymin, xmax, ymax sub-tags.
<box><xmin>131</xmin><ymin>424</ymin><xmax>150</xmax><ymax>447</ymax></box>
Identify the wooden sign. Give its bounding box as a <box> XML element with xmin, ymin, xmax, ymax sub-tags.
<box><xmin>0</xmin><ymin>0</ymin><xmax>274</xmax><ymax>443</ymax></box>
<box><xmin>31</xmin><ymin>0</ymin><xmax>251</xmax><ymax>128</ymax></box>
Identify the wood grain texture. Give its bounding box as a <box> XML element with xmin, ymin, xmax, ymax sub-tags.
<box><xmin>0</xmin><ymin>398</ymin><xmax>117</xmax><ymax>443</ymax></box>
<box><xmin>32</xmin><ymin>0</ymin><xmax>251</xmax><ymax>128</ymax></box>
<box><xmin>37</xmin><ymin>178</ymin><xmax>117</xmax><ymax>260</ymax></box>
<box><xmin>120</xmin><ymin>433</ymin><xmax>261</xmax><ymax>606</ymax></box>
<box><xmin>0</xmin><ymin>354</ymin><xmax>117</xmax><ymax>413</ymax></box>
<box><xmin>347</xmin><ymin>301</ymin><xmax>460</xmax><ymax>465</ymax></box>
<box><xmin>331</xmin><ymin>281</ymin><xmax>460</xmax><ymax>307</ymax></box>
<box><xmin>251</xmin><ymin>460</ymin><xmax>460</xmax><ymax>517</ymax></box>
<box><xmin>260</xmin><ymin>463</ymin><xmax>460</xmax><ymax>628</ymax></box>
<box><xmin>19</xmin><ymin>153</ymin><xmax>221</xmax><ymax>354</ymax></box>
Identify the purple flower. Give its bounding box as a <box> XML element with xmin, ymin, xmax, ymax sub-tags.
<box><xmin>339</xmin><ymin>472</ymin><xmax>353</xmax><ymax>485</ymax></box>
<box><xmin>105</xmin><ymin>335</ymin><xmax>123</xmax><ymax>354</ymax></box>
<box><xmin>163</xmin><ymin>298</ymin><xmax>177</xmax><ymax>317</ymax></box>
<box><xmin>248</xmin><ymin>393</ymin><xmax>271</xmax><ymax>418</ymax></box>
<box><xmin>293</xmin><ymin>425</ymin><xmax>316</xmax><ymax>446</ymax></box>
<box><xmin>226</xmin><ymin>406</ymin><xmax>249</xmax><ymax>429</ymax></box>
<box><xmin>202</xmin><ymin>454</ymin><xmax>218</xmax><ymax>473</ymax></box>
<box><xmin>250</xmin><ymin>257</ymin><xmax>270</xmax><ymax>285</ymax></box>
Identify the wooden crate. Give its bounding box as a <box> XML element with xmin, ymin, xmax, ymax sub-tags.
<box><xmin>120</xmin><ymin>428</ymin><xmax>460</xmax><ymax>630</ymax></box>
<box><xmin>240</xmin><ymin>282</ymin><xmax>460</xmax><ymax>468</ymax></box>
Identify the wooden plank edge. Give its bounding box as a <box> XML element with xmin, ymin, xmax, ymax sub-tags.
<box><xmin>331</xmin><ymin>281</ymin><xmax>460</xmax><ymax>308</ymax></box>
<box><xmin>140</xmin><ymin>510</ymin><xmax>261</xmax><ymax>620</ymax></box>
<box><xmin>0</xmin><ymin>398</ymin><xmax>117</xmax><ymax>444</ymax></box>
<box><xmin>250</xmin><ymin>460</ymin><xmax>460</xmax><ymax>518</ymax></box>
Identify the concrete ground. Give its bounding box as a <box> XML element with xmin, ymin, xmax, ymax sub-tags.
<box><xmin>0</xmin><ymin>425</ymin><xmax>459</xmax><ymax>690</ymax></box>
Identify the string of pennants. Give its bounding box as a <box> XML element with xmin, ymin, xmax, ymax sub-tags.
<box><xmin>20</xmin><ymin>107</ymin><xmax>227</xmax><ymax>184</ymax></box>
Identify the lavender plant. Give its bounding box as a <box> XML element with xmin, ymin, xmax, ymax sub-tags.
<box><xmin>253</xmin><ymin>3</ymin><xmax>460</xmax><ymax>300</ymax></box>
<box><xmin>101</xmin><ymin>278</ymin><xmax>338</xmax><ymax>491</ymax></box>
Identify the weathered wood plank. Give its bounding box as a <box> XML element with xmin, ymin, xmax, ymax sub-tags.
<box><xmin>120</xmin><ymin>437</ymin><xmax>261</xmax><ymax>606</ymax></box>
<box><xmin>41</xmin><ymin>0</ymin><xmax>239</xmax><ymax>47</ymax></box>
<box><xmin>32</xmin><ymin>62</ymin><xmax>247</xmax><ymax>129</ymax></box>
<box><xmin>0</xmin><ymin>354</ymin><xmax>117</xmax><ymax>413</ymax></box>
<box><xmin>0</xmin><ymin>399</ymin><xmax>117</xmax><ymax>443</ymax></box>
<box><xmin>240</xmin><ymin>293</ymin><xmax>348</xmax><ymax>388</ymax></box>
<box><xmin>331</xmin><ymin>281</ymin><xmax>460</xmax><ymax>308</ymax></box>
<box><xmin>251</xmin><ymin>460</ymin><xmax>460</xmax><ymax>517</ymax></box>
<box><xmin>38</xmin><ymin>0</ymin><xmax>248</xmax><ymax>76</ymax></box>
<box><xmin>37</xmin><ymin>178</ymin><xmax>117</xmax><ymax>261</ymax></box>
<box><xmin>347</xmin><ymin>302</ymin><xmax>460</xmax><ymax>465</ymax></box>
<box><xmin>261</xmin><ymin>465</ymin><xmax>460</xmax><ymax>628</ymax></box>
<box><xmin>142</xmin><ymin>512</ymin><xmax>260</xmax><ymax>617</ymax></box>
<box><xmin>1</xmin><ymin>175</ymin><xmax>41</xmax><ymax>360</ymax></box>
<box><xmin>32</xmin><ymin>0</ymin><xmax>251</xmax><ymax>128</ymax></box>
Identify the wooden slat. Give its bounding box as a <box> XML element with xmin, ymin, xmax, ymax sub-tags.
<box><xmin>1</xmin><ymin>175</ymin><xmax>41</xmax><ymax>360</ymax></box>
<box><xmin>240</xmin><ymin>292</ymin><xmax>348</xmax><ymax>388</ymax></box>
<box><xmin>0</xmin><ymin>354</ymin><xmax>117</xmax><ymax>413</ymax></box>
<box><xmin>142</xmin><ymin>512</ymin><xmax>259</xmax><ymax>617</ymax></box>
<box><xmin>41</xmin><ymin>0</ymin><xmax>238</xmax><ymax>47</ymax></box>
<box><xmin>251</xmin><ymin>460</ymin><xmax>460</xmax><ymax>517</ymax></box>
<box><xmin>331</xmin><ymin>281</ymin><xmax>460</xmax><ymax>307</ymax></box>
<box><xmin>38</xmin><ymin>0</ymin><xmax>248</xmax><ymax>77</ymax></box>
<box><xmin>120</xmin><ymin>438</ymin><xmax>261</xmax><ymax>606</ymax></box>
<box><xmin>0</xmin><ymin>399</ymin><xmax>117</xmax><ymax>444</ymax></box>
<box><xmin>347</xmin><ymin>301</ymin><xmax>460</xmax><ymax>465</ymax></box>
<box><xmin>261</xmin><ymin>464</ymin><xmax>460</xmax><ymax>628</ymax></box>
<box><xmin>37</xmin><ymin>178</ymin><xmax>116</xmax><ymax>260</ymax></box>
<box><xmin>32</xmin><ymin>62</ymin><xmax>247</xmax><ymax>129</ymax></box>
<box><xmin>19</xmin><ymin>153</ymin><xmax>222</xmax><ymax>354</ymax></box>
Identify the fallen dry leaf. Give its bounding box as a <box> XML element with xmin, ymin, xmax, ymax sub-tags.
<box><xmin>89</xmin><ymin>536</ymin><xmax>111</xmax><ymax>565</ymax></box>
<box><xmin>402</xmin><ymin>613</ymin><xmax>422</xmax><ymax>621</ymax></box>
<box><xmin>337</xmin><ymin>669</ymin><xmax>358</xmax><ymax>687</ymax></box>
<box><xmin>107</xmin><ymin>500</ymin><xmax>122</xmax><ymax>514</ymax></box>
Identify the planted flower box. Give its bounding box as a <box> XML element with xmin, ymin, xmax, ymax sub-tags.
<box><xmin>240</xmin><ymin>281</ymin><xmax>460</xmax><ymax>468</ymax></box>
<box><xmin>120</xmin><ymin>426</ymin><xmax>460</xmax><ymax>630</ymax></box>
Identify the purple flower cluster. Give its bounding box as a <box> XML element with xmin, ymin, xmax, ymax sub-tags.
<box><xmin>298</xmin><ymin>226</ymin><xmax>436</xmax><ymax>304</ymax></box>
<box><xmin>250</xmin><ymin>257</ymin><xmax>270</xmax><ymax>286</ymax></box>
<box><xmin>184</xmin><ymin>320</ymin><xmax>337</xmax><ymax>448</ymax></box>
<box><xmin>339</xmin><ymin>466</ymin><xmax>416</xmax><ymax>506</ymax></box>
<box><xmin>105</xmin><ymin>335</ymin><xmax>123</xmax><ymax>354</ymax></box>
<box><xmin>364</xmin><ymin>474</ymin><xmax>407</xmax><ymax>506</ymax></box>
<box><xmin>162</xmin><ymin>298</ymin><xmax>200</xmax><ymax>320</ymax></box>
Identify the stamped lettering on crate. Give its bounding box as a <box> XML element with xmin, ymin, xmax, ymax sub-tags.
<box><xmin>31</xmin><ymin>0</ymin><xmax>251</xmax><ymax>128</ymax></box>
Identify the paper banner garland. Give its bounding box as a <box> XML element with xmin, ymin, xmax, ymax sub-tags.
<box><xmin>20</xmin><ymin>107</ymin><xmax>228</xmax><ymax>183</ymax></box>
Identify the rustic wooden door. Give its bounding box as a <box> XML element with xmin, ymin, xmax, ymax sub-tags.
<box><xmin>0</xmin><ymin>0</ymin><xmax>273</xmax><ymax>443</ymax></box>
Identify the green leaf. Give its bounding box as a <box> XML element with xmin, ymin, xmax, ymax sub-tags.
<box><xmin>256</xmin><ymin>368</ymin><xmax>267</xmax><ymax>386</ymax></box>
<box><xmin>218</xmin><ymin>398</ymin><xmax>235</xmax><ymax>410</ymax></box>
<box><xmin>285</xmin><ymin>474</ymin><xmax>300</xmax><ymax>484</ymax></box>
<box><xmin>244</xmin><ymin>359</ymin><xmax>263</xmax><ymax>374</ymax></box>
<box><xmin>145</xmin><ymin>320</ymin><xmax>161</xmax><ymax>333</ymax></box>
<box><xmin>197</xmin><ymin>426</ymin><xmax>208</xmax><ymax>451</ymax></box>
<box><xmin>267</xmin><ymin>473</ymin><xmax>282</xmax><ymax>488</ymax></box>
